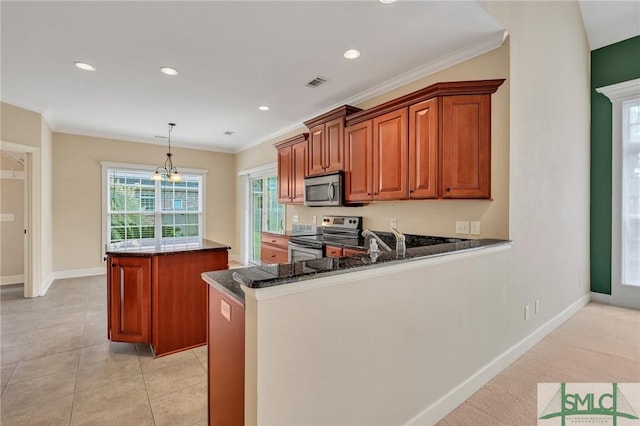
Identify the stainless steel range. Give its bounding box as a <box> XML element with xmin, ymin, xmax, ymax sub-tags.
<box><xmin>287</xmin><ymin>215</ymin><xmax>363</xmax><ymax>263</ymax></box>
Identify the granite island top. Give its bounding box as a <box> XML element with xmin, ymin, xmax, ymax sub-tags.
<box><xmin>202</xmin><ymin>238</ymin><xmax>510</xmax><ymax>306</ymax></box>
<box><xmin>106</xmin><ymin>237</ymin><xmax>230</xmax><ymax>256</ymax></box>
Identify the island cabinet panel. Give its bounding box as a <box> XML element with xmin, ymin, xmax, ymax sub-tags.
<box><xmin>344</xmin><ymin>120</ymin><xmax>374</xmax><ymax>202</ymax></box>
<box><xmin>373</xmin><ymin>108</ymin><xmax>409</xmax><ymax>201</ymax></box>
<box><xmin>441</xmin><ymin>94</ymin><xmax>491</xmax><ymax>199</ymax></box>
<box><xmin>108</xmin><ymin>257</ymin><xmax>151</xmax><ymax>344</ymax></box>
<box><xmin>325</xmin><ymin>245</ymin><xmax>343</xmax><ymax>257</ymax></box>
<box><xmin>275</xmin><ymin>134</ymin><xmax>309</xmax><ymax>205</ymax></box>
<box><xmin>409</xmin><ymin>98</ymin><xmax>438</xmax><ymax>199</ymax></box>
<box><xmin>343</xmin><ymin>247</ymin><xmax>367</xmax><ymax>256</ymax></box>
<box><xmin>208</xmin><ymin>287</ymin><xmax>245</xmax><ymax>426</ymax></box>
<box><xmin>151</xmin><ymin>250</ymin><xmax>228</xmax><ymax>356</ymax></box>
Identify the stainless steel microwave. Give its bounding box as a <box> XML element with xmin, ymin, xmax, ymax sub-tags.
<box><xmin>304</xmin><ymin>172</ymin><xmax>343</xmax><ymax>207</ymax></box>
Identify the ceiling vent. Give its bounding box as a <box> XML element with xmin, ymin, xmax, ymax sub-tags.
<box><xmin>306</xmin><ymin>77</ymin><xmax>327</xmax><ymax>88</ymax></box>
<box><xmin>224</xmin><ymin>131</ymin><xmax>235</xmax><ymax>136</ymax></box>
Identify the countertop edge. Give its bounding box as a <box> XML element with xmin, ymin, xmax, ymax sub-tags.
<box><xmin>247</xmin><ymin>242</ymin><xmax>513</xmax><ymax>302</ymax></box>
<box><xmin>202</xmin><ymin>272</ymin><xmax>245</xmax><ymax>306</ymax></box>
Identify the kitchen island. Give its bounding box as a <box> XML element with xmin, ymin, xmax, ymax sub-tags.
<box><xmin>202</xmin><ymin>238</ymin><xmax>510</xmax><ymax>425</ymax></box>
<box><xmin>106</xmin><ymin>237</ymin><xmax>229</xmax><ymax>356</ymax></box>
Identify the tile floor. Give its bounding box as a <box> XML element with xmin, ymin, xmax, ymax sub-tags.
<box><xmin>0</xmin><ymin>275</ymin><xmax>209</xmax><ymax>426</ymax></box>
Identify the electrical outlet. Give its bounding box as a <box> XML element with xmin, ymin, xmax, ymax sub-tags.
<box><xmin>221</xmin><ymin>299</ymin><xmax>231</xmax><ymax>322</ymax></box>
<box><xmin>455</xmin><ymin>221</ymin><xmax>469</xmax><ymax>234</ymax></box>
<box><xmin>312</xmin><ymin>215</ymin><xmax>317</xmax><ymax>224</ymax></box>
<box><xmin>470</xmin><ymin>221</ymin><xmax>480</xmax><ymax>235</ymax></box>
<box><xmin>390</xmin><ymin>218</ymin><xmax>397</xmax><ymax>228</ymax></box>
<box><xmin>535</xmin><ymin>299</ymin><xmax>540</xmax><ymax>314</ymax></box>
<box><xmin>0</xmin><ymin>214</ymin><xmax>14</xmax><ymax>222</ymax></box>
<box><xmin>293</xmin><ymin>215</ymin><xmax>299</xmax><ymax>224</ymax></box>
<box><xmin>524</xmin><ymin>305</ymin><xmax>530</xmax><ymax>321</ymax></box>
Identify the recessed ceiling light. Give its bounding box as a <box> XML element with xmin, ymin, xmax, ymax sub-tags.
<box><xmin>74</xmin><ymin>62</ymin><xmax>95</xmax><ymax>71</ymax></box>
<box><xmin>258</xmin><ymin>105</ymin><xmax>270</xmax><ymax>111</ymax></box>
<box><xmin>379</xmin><ymin>0</ymin><xmax>397</xmax><ymax>3</ymax></box>
<box><xmin>160</xmin><ymin>67</ymin><xmax>179</xmax><ymax>76</ymax></box>
<box><xmin>343</xmin><ymin>49</ymin><xmax>361</xmax><ymax>60</ymax></box>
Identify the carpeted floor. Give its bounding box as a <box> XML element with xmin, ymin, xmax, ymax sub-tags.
<box><xmin>438</xmin><ymin>302</ymin><xmax>640</xmax><ymax>425</ymax></box>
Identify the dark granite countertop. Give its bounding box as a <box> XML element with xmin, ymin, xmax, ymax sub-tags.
<box><xmin>202</xmin><ymin>238</ymin><xmax>510</xmax><ymax>306</ymax></box>
<box><xmin>106</xmin><ymin>237</ymin><xmax>230</xmax><ymax>256</ymax></box>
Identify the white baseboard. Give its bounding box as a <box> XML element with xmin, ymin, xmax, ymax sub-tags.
<box><xmin>0</xmin><ymin>274</ymin><xmax>25</xmax><ymax>285</ymax></box>
<box><xmin>590</xmin><ymin>291</ymin><xmax>611</xmax><ymax>304</ymax></box>
<box><xmin>39</xmin><ymin>267</ymin><xmax>106</xmax><ymax>296</ymax></box>
<box><xmin>405</xmin><ymin>293</ymin><xmax>591</xmax><ymax>425</ymax></box>
<box><xmin>39</xmin><ymin>273</ymin><xmax>55</xmax><ymax>296</ymax></box>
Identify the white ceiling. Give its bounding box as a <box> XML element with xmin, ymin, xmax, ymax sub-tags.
<box><xmin>1</xmin><ymin>2</ymin><xmax>638</xmax><ymax>154</ymax></box>
<box><xmin>579</xmin><ymin>0</ymin><xmax>640</xmax><ymax>50</ymax></box>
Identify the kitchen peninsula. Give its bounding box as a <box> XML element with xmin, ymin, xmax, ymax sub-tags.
<box><xmin>202</xmin><ymin>238</ymin><xmax>510</xmax><ymax>425</ymax></box>
<box><xmin>106</xmin><ymin>237</ymin><xmax>229</xmax><ymax>356</ymax></box>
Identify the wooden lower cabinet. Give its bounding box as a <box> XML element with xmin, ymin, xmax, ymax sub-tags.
<box><xmin>208</xmin><ymin>286</ymin><xmax>245</xmax><ymax>426</ymax></box>
<box><xmin>260</xmin><ymin>232</ymin><xmax>289</xmax><ymax>264</ymax></box>
<box><xmin>107</xmin><ymin>249</ymin><xmax>228</xmax><ymax>356</ymax></box>
<box><xmin>326</xmin><ymin>245</ymin><xmax>367</xmax><ymax>257</ymax></box>
<box><xmin>108</xmin><ymin>257</ymin><xmax>151</xmax><ymax>344</ymax></box>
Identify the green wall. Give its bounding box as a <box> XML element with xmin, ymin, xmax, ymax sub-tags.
<box><xmin>591</xmin><ymin>36</ymin><xmax>640</xmax><ymax>295</ymax></box>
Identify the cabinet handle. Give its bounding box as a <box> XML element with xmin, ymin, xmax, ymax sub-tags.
<box><xmin>367</xmin><ymin>193</ymin><xmax>372</xmax><ymax>195</ymax></box>
<box><xmin>409</xmin><ymin>189</ymin><xmax>414</xmax><ymax>194</ymax></box>
<box><xmin>271</xmin><ymin>254</ymin><xmax>276</xmax><ymax>258</ymax></box>
<box><xmin>111</xmin><ymin>264</ymin><xmax>116</xmax><ymax>267</ymax></box>
<box><xmin>271</xmin><ymin>240</ymin><xmax>277</xmax><ymax>243</ymax></box>
<box><xmin>446</xmin><ymin>188</ymin><xmax>451</xmax><ymax>192</ymax></box>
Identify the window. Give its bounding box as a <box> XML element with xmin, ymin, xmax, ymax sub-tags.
<box><xmin>104</xmin><ymin>165</ymin><xmax>204</xmax><ymax>245</ymax></box>
<box><xmin>623</xmin><ymin>99</ymin><xmax>640</xmax><ymax>285</ymax></box>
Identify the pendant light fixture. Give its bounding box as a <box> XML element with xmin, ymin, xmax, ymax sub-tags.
<box><xmin>152</xmin><ymin>123</ymin><xmax>182</xmax><ymax>182</ymax></box>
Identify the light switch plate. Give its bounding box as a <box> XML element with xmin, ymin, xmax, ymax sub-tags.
<box><xmin>455</xmin><ymin>221</ymin><xmax>469</xmax><ymax>234</ymax></box>
<box><xmin>0</xmin><ymin>214</ymin><xmax>15</xmax><ymax>222</ymax></box>
<box><xmin>312</xmin><ymin>215</ymin><xmax>317</xmax><ymax>224</ymax></box>
<box><xmin>292</xmin><ymin>215</ymin><xmax>299</xmax><ymax>224</ymax></box>
<box><xmin>221</xmin><ymin>299</ymin><xmax>231</xmax><ymax>322</ymax></box>
<box><xmin>470</xmin><ymin>221</ymin><xmax>480</xmax><ymax>235</ymax></box>
<box><xmin>390</xmin><ymin>218</ymin><xmax>397</xmax><ymax>228</ymax></box>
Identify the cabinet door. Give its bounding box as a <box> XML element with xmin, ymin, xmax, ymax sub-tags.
<box><xmin>373</xmin><ymin>109</ymin><xmax>409</xmax><ymax>200</ymax></box>
<box><xmin>409</xmin><ymin>98</ymin><xmax>438</xmax><ymax>199</ymax></box>
<box><xmin>324</xmin><ymin>117</ymin><xmax>345</xmax><ymax>173</ymax></box>
<box><xmin>441</xmin><ymin>95</ymin><xmax>491</xmax><ymax>199</ymax></box>
<box><xmin>308</xmin><ymin>125</ymin><xmax>325</xmax><ymax>176</ymax></box>
<box><xmin>277</xmin><ymin>146</ymin><xmax>292</xmax><ymax>203</ymax></box>
<box><xmin>291</xmin><ymin>141</ymin><xmax>308</xmax><ymax>204</ymax></box>
<box><xmin>109</xmin><ymin>256</ymin><xmax>151</xmax><ymax>343</ymax></box>
<box><xmin>344</xmin><ymin>121</ymin><xmax>374</xmax><ymax>202</ymax></box>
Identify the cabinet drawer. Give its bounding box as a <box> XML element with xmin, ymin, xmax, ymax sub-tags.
<box><xmin>260</xmin><ymin>244</ymin><xmax>288</xmax><ymax>264</ymax></box>
<box><xmin>343</xmin><ymin>248</ymin><xmax>367</xmax><ymax>257</ymax></box>
<box><xmin>261</xmin><ymin>233</ymin><xmax>289</xmax><ymax>249</ymax></box>
<box><xmin>325</xmin><ymin>245</ymin><xmax>343</xmax><ymax>257</ymax></box>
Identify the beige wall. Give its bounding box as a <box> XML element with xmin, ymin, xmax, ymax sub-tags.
<box><xmin>53</xmin><ymin>133</ymin><xmax>236</xmax><ymax>271</ymax></box>
<box><xmin>0</xmin><ymin>153</ymin><xmax>25</xmax><ymax>279</ymax></box>
<box><xmin>234</xmin><ymin>41</ymin><xmax>510</xmax><ymax>261</ymax></box>
<box><xmin>1</xmin><ymin>103</ymin><xmax>42</xmax><ymax>148</ymax></box>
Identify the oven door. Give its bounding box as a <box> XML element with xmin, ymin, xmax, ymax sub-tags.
<box><xmin>288</xmin><ymin>241</ymin><xmax>324</xmax><ymax>263</ymax></box>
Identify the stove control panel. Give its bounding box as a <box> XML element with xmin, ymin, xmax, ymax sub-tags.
<box><xmin>321</xmin><ymin>215</ymin><xmax>362</xmax><ymax>229</ymax></box>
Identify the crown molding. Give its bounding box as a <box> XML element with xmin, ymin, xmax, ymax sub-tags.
<box><xmin>596</xmin><ymin>77</ymin><xmax>640</xmax><ymax>102</ymax></box>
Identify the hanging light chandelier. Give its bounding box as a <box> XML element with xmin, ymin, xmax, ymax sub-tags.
<box><xmin>152</xmin><ymin>122</ymin><xmax>182</xmax><ymax>182</ymax></box>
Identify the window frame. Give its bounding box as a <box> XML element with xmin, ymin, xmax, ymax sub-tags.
<box><xmin>596</xmin><ymin>77</ymin><xmax>640</xmax><ymax>307</ymax></box>
<box><xmin>101</xmin><ymin>161</ymin><xmax>207</xmax><ymax>259</ymax></box>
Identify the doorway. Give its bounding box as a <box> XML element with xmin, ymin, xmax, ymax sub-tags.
<box><xmin>0</xmin><ymin>141</ymin><xmax>37</xmax><ymax>298</ymax></box>
<box><xmin>247</xmin><ymin>174</ymin><xmax>284</xmax><ymax>265</ymax></box>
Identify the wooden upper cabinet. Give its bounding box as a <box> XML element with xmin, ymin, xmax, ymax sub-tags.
<box><xmin>291</xmin><ymin>141</ymin><xmax>308</xmax><ymax>203</ymax></box>
<box><xmin>441</xmin><ymin>94</ymin><xmax>491</xmax><ymax>199</ymax></box>
<box><xmin>344</xmin><ymin>120</ymin><xmax>373</xmax><ymax>202</ymax></box>
<box><xmin>373</xmin><ymin>108</ymin><xmax>409</xmax><ymax>200</ymax></box>
<box><xmin>275</xmin><ymin>134</ymin><xmax>309</xmax><ymax>204</ymax></box>
<box><xmin>305</xmin><ymin>106</ymin><xmax>361</xmax><ymax>177</ymax></box>
<box><xmin>277</xmin><ymin>146</ymin><xmax>293</xmax><ymax>203</ymax></box>
<box><xmin>409</xmin><ymin>98</ymin><xmax>438</xmax><ymax>199</ymax></box>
